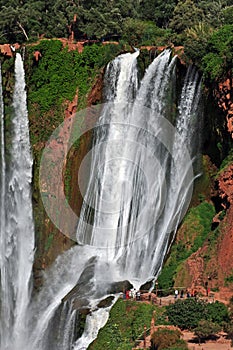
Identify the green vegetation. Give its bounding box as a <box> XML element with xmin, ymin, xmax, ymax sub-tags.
<box><xmin>89</xmin><ymin>299</ymin><xmax>161</xmax><ymax>350</ymax></box>
<box><xmin>224</xmin><ymin>271</ymin><xmax>233</xmax><ymax>286</ymax></box>
<box><xmin>194</xmin><ymin>320</ymin><xmax>221</xmax><ymax>343</ymax></box>
<box><xmin>88</xmin><ymin>298</ymin><xmax>229</xmax><ymax>349</ymax></box>
<box><xmin>158</xmin><ymin>202</ymin><xmax>215</xmax><ymax>293</ymax></box>
<box><xmin>169</xmin><ymin>0</ymin><xmax>204</xmax><ymax>35</ymax></box>
<box><xmin>201</xmin><ymin>25</ymin><xmax>233</xmax><ymax>80</ymax></box>
<box><xmin>0</xmin><ymin>0</ymin><xmax>232</xmax><ymax>81</ymax></box>
<box><xmin>218</xmin><ymin>149</ymin><xmax>233</xmax><ymax>174</ymax></box>
<box><xmin>28</xmin><ymin>40</ymin><xmax>120</xmax><ymax>113</ymax></box>
<box><xmin>45</xmin><ymin>232</ymin><xmax>54</xmax><ymax>251</ymax></box>
<box><xmin>150</xmin><ymin>328</ymin><xmax>188</xmax><ymax>350</ymax></box>
<box><xmin>122</xmin><ymin>19</ymin><xmax>171</xmax><ymax>46</ymax></box>
<box><xmin>166</xmin><ymin>298</ymin><xmax>229</xmax><ymax>330</ymax></box>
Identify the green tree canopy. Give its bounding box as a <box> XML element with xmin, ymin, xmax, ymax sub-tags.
<box><xmin>194</xmin><ymin>320</ymin><xmax>221</xmax><ymax>342</ymax></box>
<box><xmin>138</xmin><ymin>0</ymin><xmax>177</xmax><ymax>28</ymax></box>
<box><xmin>201</xmin><ymin>24</ymin><xmax>233</xmax><ymax>80</ymax></box>
<box><xmin>166</xmin><ymin>299</ymin><xmax>229</xmax><ymax>330</ymax></box>
<box><xmin>169</xmin><ymin>0</ymin><xmax>204</xmax><ymax>34</ymax></box>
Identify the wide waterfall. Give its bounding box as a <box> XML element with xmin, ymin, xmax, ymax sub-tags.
<box><xmin>0</xmin><ymin>49</ymin><xmax>202</xmax><ymax>350</ymax></box>
<box><xmin>0</xmin><ymin>53</ymin><xmax>35</xmax><ymax>350</ymax></box>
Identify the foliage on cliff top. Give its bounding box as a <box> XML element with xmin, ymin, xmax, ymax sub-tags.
<box><xmin>26</xmin><ymin>39</ymin><xmax>121</xmax><ymax>145</ymax></box>
<box><xmin>0</xmin><ymin>0</ymin><xmax>232</xmax><ymax>82</ymax></box>
<box><xmin>201</xmin><ymin>25</ymin><xmax>233</xmax><ymax>80</ymax></box>
<box><xmin>122</xmin><ymin>19</ymin><xmax>171</xmax><ymax>46</ymax></box>
<box><xmin>27</xmin><ymin>39</ymin><xmax>119</xmax><ymax>114</ymax></box>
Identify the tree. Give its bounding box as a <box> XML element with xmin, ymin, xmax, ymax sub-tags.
<box><xmin>122</xmin><ymin>19</ymin><xmax>171</xmax><ymax>47</ymax></box>
<box><xmin>184</xmin><ymin>22</ymin><xmax>214</xmax><ymax>63</ymax></box>
<box><xmin>194</xmin><ymin>320</ymin><xmax>221</xmax><ymax>344</ymax></box>
<box><xmin>76</xmin><ymin>4</ymin><xmax>123</xmax><ymax>39</ymax></box>
<box><xmin>222</xmin><ymin>5</ymin><xmax>233</xmax><ymax>25</ymax></box>
<box><xmin>169</xmin><ymin>0</ymin><xmax>204</xmax><ymax>34</ymax></box>
<box><xmin>166</xmin><ymin>298</ymin><xmax>230</xmax><ymax>331</ymax></box>
<box><xmin>166</xmin><ymin>299</ymin><xmax>207</xmax><ymax>330</ymax></box>
<box><xmin>137</xmin><ymin>0</ymin><xmax>176</xmax><ymax>28</ymax></box>
<box><xmin>206</xmin><ymin>301</ymin><xmax>229</xmax><ymax>325</ymax></box>
<box><xmin>201</xmin><ymin>24</ymin><xmax>233</xmax><ymax>80</ymax></box>
<box><xmin>197</xmin><ymin>0</ymin><xmax>226</xmax><ymax>27</ymax></box>
<box><xmin>0</xmin><ymin>4</ymin><xmax>37</xmax><ymax>42</ymax></box>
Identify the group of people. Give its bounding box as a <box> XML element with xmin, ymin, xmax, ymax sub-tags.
<box><xmin>174</xmin><ymin>289</ymin><xmax>198</xmax><ymax>299</ymax></box>
<box><xmin>123</xmin><ymin>289</ymin><xmax>141</xmax><ymax>301</ymax></box>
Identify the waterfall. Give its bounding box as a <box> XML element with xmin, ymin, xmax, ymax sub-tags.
<box><xmin>77</xmin><ymin>51</ymin><xmax>140</xmax><ymax>249</ymax></box>
<box><xmin>0</xmin><ymin>53</ymin><xmax>35</xmax><ymax>350</ymax></box>
<box><xmin>0</xmin><ymin>62</ymin><xmax>8</xmax><ymax>348</ymax></box>
<box><xmin>0</xmin><ymin>50</ymin><xmax>202</xmax><ymax>350</ymax></box>
<box><xmin>176</xmin><ymin>65</ymin><xmax>202</xmax><ymax>156</ymax></box>
<box><xmin>32</xmin><ymin>49</ymin><xmax>201</xmax><ymax>350</ymax></box>
<box><xmin>76</xmin><ymin>49</ymin><xmax>195</xmax><ymax>287</ymax></box>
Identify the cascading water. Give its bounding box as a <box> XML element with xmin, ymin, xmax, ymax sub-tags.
<box><xmin>34</xmin><ymin>49</ymin><xmax>201</xmax><ymax>350</ymax></box>
<box><xmin>0</xmin><ymin>53</ymin><xmax>35</xmax><ymax>350</ymax></box>
<box><xmin>0</xmin><ymin>62</ymin><xmax>8</xmax><ymax>348</ymax></box>
<box><xmin>0</xmin><ymin>49</ymin><xmax>202</xmax><ymax>350</ymax></box>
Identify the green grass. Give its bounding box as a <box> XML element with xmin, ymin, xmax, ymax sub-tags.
<box><xmin>158</xmin><ymin>201</ymin><xmax>215</xmax><ymax>293</ymax></box>
<box><xmin>45</xmin><ymin>232</ymin><xmax>54</xmax><ymax>251</ymax></box>
<box><xmin>88</xmin><ymin>299</ymin><xmax>164</xmax><ymax>350</ymax></box>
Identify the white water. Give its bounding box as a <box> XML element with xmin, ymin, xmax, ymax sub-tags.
<box><xmin>0</xmin><ymin>62</ymin><xmax>8</xmax><ymax>348</ymax></box>
<box><xmin>0</xmin><ymin>53</ymin><xmax>35</xmax><ymax>350</ymax></box>
<box><xmin>0</xmin><ymin>50</ymin><xmax>202</xmax><ymax>350</ymax></box>
<box><xmin>74</xmin><ymin>300</ymin><xmax>118</xmax><ymax>350</ymax></box>
<box><xmin>76</xmin><ymin>49</ymin><xmax>196</xmax><ymax>287</ymax></box>
<box><xmin>29</xmin><ymin>50</ymin><xmax>201</xmax><ymax>350</ymax></box>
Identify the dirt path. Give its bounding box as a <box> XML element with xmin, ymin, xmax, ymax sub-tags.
<box><xmin>182</xmin><ymin>330</ymin><xmax>233</xmax><ymax>350</ymax></box>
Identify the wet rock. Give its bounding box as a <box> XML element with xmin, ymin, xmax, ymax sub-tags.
<box><xmin>106</xmin><ymin>280</ymin><xmax>133</xmax><ymax>294</ymax></box>
<box><xmin>97</xmin><ymin>296</ymin><xmax>115</xmax><ymax>309</ymax></box>
<box><xmin>62</xmin><ymin>256</ymin><xmax>97</xmax><ymax>304</ymax></box>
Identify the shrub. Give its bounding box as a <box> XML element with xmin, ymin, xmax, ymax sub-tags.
<box><xmin>166</xmin><ymin>299</ymin><xmax>206</xmax><ymax>330</ymax></box>
<box><xmin>150</xmin><ymin>328</ymin><xmax>188</xmax><ymax>350</ymax></box>
<box><xmin>166</xmin><ymin>299</ymin><xmax>229</xmax><ymax>330</ymax></box>
<box><xmin>206</xmin><ymin>301</ymin><xmax>229</xmax><ymax>325</ymax></box>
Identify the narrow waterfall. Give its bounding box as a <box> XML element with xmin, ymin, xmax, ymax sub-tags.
<box><xmin>0</xmin><ymin>53</ymin><xmax>35</xmax><ymax>350</ymax></box>
<box><xmin>77</xmin><ymin>51</ymin><xmax>140</xmax><ymax>248</ymax></box>
<box><xmin>0</xmin><ymin>63</ymin><xmax>8</xmax><ymax>348</ymax></box>
<box><xmin>176</xmin><ymin>65</ymin><xmax>202</xmax><ymax>156</ymax></box>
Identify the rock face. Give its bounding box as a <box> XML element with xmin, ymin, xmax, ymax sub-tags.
<box><xmin>33</xmin><ymin>71</ymin><xmax>105</xmax><ymax>291</ymax></box>
<box><xmin>216</xmin><ymin>163</ymin><xmax>233</xmax><ymax>278</ymax></box>
<box><xmin>0</xmin><ymin>43</ymin><xmax>20</xmax><ymax>57</ymax></box>
<box><xmin>218</xmin><ymin>162</ymin><xmax>233</xmax><ymax>207</ymax></box>
<box><xmin>175</xmin><ymin>161</ymin><xmax>233</xmax><ymax>300</ymax></box>
<box><xmin>214</xmin><ymin>75</ymin><xmax>233</xmax><ymax>138</ymax></box>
